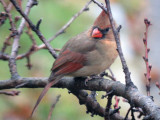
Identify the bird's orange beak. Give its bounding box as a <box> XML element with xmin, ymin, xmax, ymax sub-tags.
<box><xmin>91</xmin><ymin>28</ymin><xmax>103</xmax><ymax>38</ymax></box>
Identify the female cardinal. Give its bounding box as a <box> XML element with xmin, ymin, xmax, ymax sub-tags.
<box><xmin>31</xmin><ymin>10</ymin><xmax>118</xmax><ymax>116</ymax></box>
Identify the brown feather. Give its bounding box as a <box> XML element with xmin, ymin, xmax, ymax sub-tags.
<box><xmin>52</xmin><ymin>50</ymin><xmax>86</xmax><ymax>74</ymax></box>
<box><xmin>93</xmin><ymin>10</ymin><xmax>111</xmax><ymax>29</ymax></box>
<box><xmin>55</xmin><ymin>62</ymin><xmax>83</xmax><ymax>76</ymax></box>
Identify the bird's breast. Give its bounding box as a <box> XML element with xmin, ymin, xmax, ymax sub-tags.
<box><xmin>69</xmin><ymin>40</ymin><xmax>118</xmax><ymax>77</ymax></box>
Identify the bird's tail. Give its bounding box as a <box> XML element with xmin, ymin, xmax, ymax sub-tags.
<box><xmin>30</xmin><ymin>73</ymin><xmax>61</xmax><ymax>118</ymax></box>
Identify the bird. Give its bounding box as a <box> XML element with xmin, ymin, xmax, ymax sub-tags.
<box><xmin>30</xmin><ymin>10</ymin><xmax>118</xmax><ymax>117</ymax></box>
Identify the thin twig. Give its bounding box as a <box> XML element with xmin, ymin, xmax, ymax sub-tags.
<box><xmin>36</xmin><ymin>18</ymin><xmax>42</xmax><ymax>30</ymax></box>
<box><xmin>6</xmin><ymin>2</ymin><xmax>13</xmax><ymax>12</ymax></box>
<box><xmin>92</xmin><ymin>0</ymin><xmax>107</xmax><ymax>12</ymax></box>
<box><xmin>137</xmin><ymin>108</ymin><xmax>145</xmax><ymax>119</ymax></box>
<box><xmin>1</xmin><ymin>33</ymin><xmax>12</xmax><ymax>53</ymax></box>
<box><xmin>0</xmin><ymin>90</ymin><xmax>20</xmax><ymax>96</ymax></box>
<box><xmin>0</xmin><ymin>47</ymin><xmax>60</xmax><ymax>61</ymax></box>
<box><xmin>143</xmin><ymin>19</ymin><xmax>152</xmax><ymax>96</ymax></box>
<box><xmin>0</xmin><ymin>52</ymin><xmax>9</xmax><ymax>60</ymax></box>
<box><xmin>108</xmin><ymin>69</ymin><xmax>120</xmax><ymax>110</ymax></box>
<box><xmin>26</xmin><ymin>56</ymin><xmax>32</xmax><ymax>69</ymax></box>
<box><xmin>101</xmin><ymin>90</ymin><xmax>113</xmax><ymax>99</ymax></box>
<box><xmin>0</xmin><ymin>0</ymin><xmax>17</xmax><ymax>35</ymax></box>
<box><xmin>47</xmin><ymin>95</ymin><xmax>61</xmax><ymax>120</ymax></box>
<box><xmin>109</xmin><ymin>106</ymin><xmax>121</xmax><ymax>116</ymax></box>
<box><xmin>104</xmin><ymin>0</ymin><xmax>134</xmax><ymax>87</ymax></box>
<box><xmin>124</xmin><ymin>107</ymin><xmax>131</xmax><ymax>120</ymax></box>
<box><xmin>9</xmin><ymin>0</ymin><xmax>35</xmax><ymax>79</ymax></box>
<box><xmin>0</xmin><ymin>1</ymin><xmax>16</xmax><ymax>53</ymax></box>
<box><xmin>1</xmin><ymin>15</ymin><xmax>21</xmax><ymax>53</ymax></box>
<box><xmin>0</xmin><ymin>12</ymin><xmax>8</xmax><ymax>26</ymax></box>
<box><xmin>0</xmin><ymin>0</ymin><xmax>18</xmax><ymax>78</ymax></box>
<box><xmin>25</xmin><ymin>25</ymin><xmax>37</xmax><ymax>45</ymax></box>
<box><xmin>100</xmin><ymin>71</ymin><xmax>116</xmax><ymax>81</ymax></box>
<box><xmin>131</xmin><ymin>107</ymin><xmax>136</xmax><ymax>120</ymax></box>
<box><xmin>38</xmin><ymin>0</ymin><xmax>92</xmax><ymax>49</ymax></box>
<box><xmin>92</xmin><ymin>0</ymin><xmax>134</xmax><ymax>87</ymax></box>
<box><xmin>108</xmin><ymin>68</ymin><xmax>116</xmax><ymax>80</ymax></box>
<box><xmin>105</xmin><ymin>93</ymin><xmax>113</xmax><ymax>120</ymax></box>
<box><xmin>0</xmin><ymin>77</ymin><xmax>160</xmax><ymax>119</ymax></box>
<box><xmin>10</xmin><ymin>0</ymin><xmax>58</xmax><ymax>59</ymax></box>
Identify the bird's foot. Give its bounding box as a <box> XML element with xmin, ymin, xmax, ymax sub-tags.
<box><xmin>90</xmin><ymin>75</ymin><xmax>101</xmax><ymax>79</ymax></box>
<box><xmin>84</xmin><ymin>75</ymin><xmax>100</xmax><ymax>86</ymax></box>
<box><xmin>100</xmin><ymin>71</ymin><xmax>108</xmax><ymax>77</ymax></box>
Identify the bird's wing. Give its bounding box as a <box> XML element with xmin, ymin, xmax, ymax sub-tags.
<box><xmin>51</xmin><ymin>49</ymin><xmax>86</xmax><ymax>76</ymax></box>
<box><xmin>51</xmin><ymin>31</ymin><xmax>97</xmax><ymax>76</ymax></box>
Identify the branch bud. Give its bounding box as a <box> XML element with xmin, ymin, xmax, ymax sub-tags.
<box><xmin>149</xmin><ymin>65</ymin><xmax>152</xmax><ymax>71</ymax></box>
<box><xmin>143</xmin><ymin>56</ymin><xmax>148</xmax><ymax>62</ymax></box>
<box><xmin>156</xmin><ymin>82</ymin><xmax>160</xmax><ymax>88</ymax></box>
<box><xmin>143</xmin><ymin>38</ymin><xmax>146</xmax><ymax>44</ymax></box>
<box><xmin>144</xmin><ymin>73</ymin><xmax>147</xmax><ymax>77</ymax></box>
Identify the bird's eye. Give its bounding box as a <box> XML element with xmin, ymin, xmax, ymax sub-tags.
<box><xmin>104</xmin><ymin>28</ymin><xmax>110</xmax><ymax>32</ymax></box>
<box><xmin>91</xmin><ymin>28</ymin><xmax>103</xmax><ymax>38</ymax></box>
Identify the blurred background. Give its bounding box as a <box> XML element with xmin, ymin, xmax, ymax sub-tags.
<box><xmin>0</xmin><ymin>0</ymin><xmax>160</xmax><ymax>120</ymax></box>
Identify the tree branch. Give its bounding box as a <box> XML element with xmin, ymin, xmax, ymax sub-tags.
<box><xmin>47</xmin><ymin>95</ymin><xmax>61</xmax><ymax>120</ymax></box>
<box><xmin>91</xmin><ymin>0</ymin><xmax>134</xmax><ymax>87</ymax></box>
<box><xmin>70</xmin><ymin>89</ymin><xmax>125</xmax><ymax>120</ymax></box>
<box><xmin>0</xmin><ymin>90</ymin><xmax>20</xmax><ymax>96</ymax></box>
<box><xmin>38</xmin><ymin>0</ymin><xmax>92</xmax><ymax>49</ymax></box>
<box><xmin>0</xmin><ymin>77</ymin><xmax>160</xmax><ymax>119</ymax></box>
<box><xmin>143</xmin><ymin>19</ymin><xmax>152</xmax><ymax>96</ymax></box>
<box><xmin>10</xmin><ymin>0</ymin><xmax>58</xmax><ymax>59</ymax></box>
<box><xmin>104</xmin><ymin>0</ymin><xmax>134</xmax><ymax>87</ymax></box>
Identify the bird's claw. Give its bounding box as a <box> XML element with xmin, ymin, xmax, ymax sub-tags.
<box><xmin>90</xmin><ymin>75</ymin><xmax>100</xmax><ymax>79</ymax></box>
<box><xmin>84</xmin><ymin>75</ymin><xmax>100</xmax><ymax>86</ymax></box>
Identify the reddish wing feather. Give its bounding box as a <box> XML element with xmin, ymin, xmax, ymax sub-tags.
<box><xmin>52</xmin><ymin>50</ymin><xmax>70</xmax><ymax>69</ymax></box>
<box><xmin>55</xmin><ymin>62</ymin><xmax>83</xmax><ymax>76</ymax></box>
<box><xmin>52</xmin><ymin>50</ymin><xmax>86</xmax><ymax>76</ymax></box>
